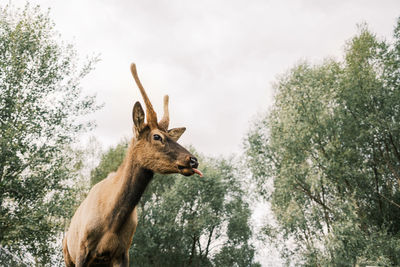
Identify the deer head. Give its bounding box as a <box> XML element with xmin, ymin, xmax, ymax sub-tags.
<box><xmin>130</xmin><ymin>63</ymin><xmax>203</xmax><ymax>177</ymax></box>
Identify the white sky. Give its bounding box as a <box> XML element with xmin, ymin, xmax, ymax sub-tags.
<box><xmin>8</xmin><ymin>0</ymin><xmax>400</xmax><ymax>157</ymax></box>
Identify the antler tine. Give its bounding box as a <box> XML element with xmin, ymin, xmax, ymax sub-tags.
<box><xmin>159</xmin><ymin>95</ymin><xmax>170</xmax><ymax>130</ymax></box>
<box><xmin>130</xmin><ymin>63</ymin><xmax>158</xmax><ymax>128</ymax></box>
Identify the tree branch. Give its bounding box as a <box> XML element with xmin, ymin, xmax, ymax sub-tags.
<box><xmin>188</xmin><ymin>234</ymin><xmax>197</xmax><ymax>265</ymax></box>
<box><xmin>295</xmin><ymin>180</ymin><xmax>332</xmax><ymax>213</ymax></box>
<box><xmin>378</xmin><ymin>192</ymin><xmax>400</xmax><ymax>209</ymax></box>
<box><xmin>205</xmin><ymin>225</ymin><xmax>215</xmax><ymax>258</ymax></box>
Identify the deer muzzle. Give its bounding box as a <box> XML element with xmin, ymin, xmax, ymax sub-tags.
<box><xmin>177</xmin><ymin>156</ymin><xmax>203</xmax><ymax>177</ymax></box>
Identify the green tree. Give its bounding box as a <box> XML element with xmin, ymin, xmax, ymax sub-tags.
<box><xmin>91</xmin><ymin>141</ymin><xmax>260</xmax><ymax>267</ymax></box>
<box><xmin>245</xmin><ymin>19</ymin><xmax>400</xmax><ymax>266</ymax></box>
<box><xmin>90</xmin><ymin>139</ymin><xmax>128</xmax><ymax>186</ymax></box>
<box><xmin>0</xmin><ymin>4</ymin><xmax>99</xmax><ymax>265</ymax></box>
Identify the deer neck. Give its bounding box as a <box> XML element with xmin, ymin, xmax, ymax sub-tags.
<box><xmin>108</xmin><ymin>139</ymin><xmax>154</xmax><ymax>232</ymax></box>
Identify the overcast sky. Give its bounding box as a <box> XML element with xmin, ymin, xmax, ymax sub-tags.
<box><xmin>9</xmin><ymin>0</ymin><xmax>400</xmax><ymax>158</ymax></box>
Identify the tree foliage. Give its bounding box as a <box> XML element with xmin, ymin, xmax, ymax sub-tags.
<box><xmin>90</xmin><ymin>140</ymin><xmax>128</xmax><ymax>186</ymax></box>
<box><xmin>91</xmin><ymin>141</ymin><xmax>260</xmax><ymax>267</ymax></box>
<box><xmin>245</xmin><ymin>19</ymin><xmax>400</xmax><ymax>266</ymax></box>
<box><xmin>0</xmin><ymin>4</ymin><xmax>99</xmax><ymax>265</ymax></box>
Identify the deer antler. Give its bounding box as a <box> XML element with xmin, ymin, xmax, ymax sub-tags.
<box><xmin>130</xmin><ymin>63</ymin><xmax>158</xmax><ymax>128</ymax></box>
<box><xmin>159</xmin><ymin>95</ymin><xmax>169</xmax><ymax>130</ymax></box>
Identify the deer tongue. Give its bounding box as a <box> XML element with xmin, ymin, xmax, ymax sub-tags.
<box><xmin>192</xmin><ymin>168</ymin><xmax>203</xmax><ymax>177</ymax></box>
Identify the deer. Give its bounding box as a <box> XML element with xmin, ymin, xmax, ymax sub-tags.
<box><xmin>62</xmin><ymin>63</ymin><xmax>203</xmax><ymax>267</ymax></box>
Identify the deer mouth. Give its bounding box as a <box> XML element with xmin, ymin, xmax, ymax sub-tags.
<box><xmin>177</xmin><ymin>165</ymin><xmax>203</xmax><ymax>177</ymax></box>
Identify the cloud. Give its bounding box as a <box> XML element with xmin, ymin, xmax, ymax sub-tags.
<box><xmin>11</xmin><ymin>0</ymin><xmax>400</xmax><ymax>156</ymax></box>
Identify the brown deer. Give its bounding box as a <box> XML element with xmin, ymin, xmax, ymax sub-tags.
<box><xmin>62</xmin><ymin>63</ymin><xmax>203</xmax><ymax>267</ymax></box>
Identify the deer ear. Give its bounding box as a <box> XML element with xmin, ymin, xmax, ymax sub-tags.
<box><xmin>132</xmin><ymin>101</ymin><xmax>145</xmax><ymax>134</ymax></box>
<box><xmin>168</xmin><ymin>127</ymin><xmax>186</xmax><ymax>141</ymax></box>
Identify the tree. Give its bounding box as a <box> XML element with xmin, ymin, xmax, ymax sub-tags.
<box><xmin>245</xmin><ymin>19</ymin><xmax>400</xmax><ymax>266</ymax></box>
<box><xmin>90</xmin><ymin>139</ymin><xmax>128</xmax><ymax>186</ymax></box>
<box><xmin>0</xmin><ymin>4</ymin><xmax>99</xmax><ymax>265</ymax></box>
<box><xmin>90</xmin><ymin>141</ymin><xmax>260</xmax><ymax>267</ymax></box>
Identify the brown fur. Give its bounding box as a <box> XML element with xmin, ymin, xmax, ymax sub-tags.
<box><xmin>63</xmin><ymin>64</ymin><xmax>199</xmax><ymax>267</ymax></box>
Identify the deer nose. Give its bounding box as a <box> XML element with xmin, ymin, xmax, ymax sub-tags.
<box><xmin>189</xmin><ymin>156</ymin><xmax>198</xmax><ymax>168</ymax></box>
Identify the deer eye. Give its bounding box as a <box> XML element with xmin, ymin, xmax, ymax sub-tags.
<box><xmin>153</xmin><ymin>134</ymin><xmax>162</xmax><ymax>141</ymax></box>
